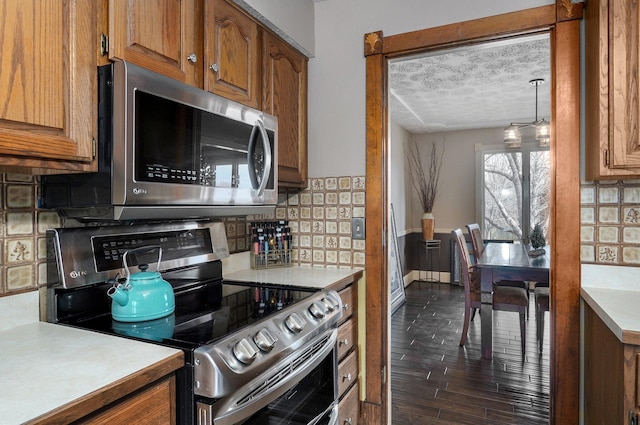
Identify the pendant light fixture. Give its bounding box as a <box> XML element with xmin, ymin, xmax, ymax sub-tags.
<box><xmin>503</xmin><ymin>78</ymin><xmax>550</xmax><ymax>147</ymax></box>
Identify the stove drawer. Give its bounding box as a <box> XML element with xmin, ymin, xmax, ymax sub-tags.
<box><xmin>338</xmin><ymin>285</ymin><xmax>355</xmax><ymax>323</ymax></box>
<box><xmin>338</xmin><ymin>348</ymin><xmax>358</xmax><ymax>398</ymax></box>
<box><xmin>338</xmin><ymin>380</ymin><xmax>359</xmax><ymax>425</ymax></box>
<box><xmin>338</xmin><ymin>318</ymin><xmax>355</xmax><ymax>360</ymax></box>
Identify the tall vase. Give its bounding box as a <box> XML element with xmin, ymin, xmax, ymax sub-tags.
<box><xmin>421</xmin><ymin>212</ymin><xmax>435</xmax><ymax>240</ymax></box>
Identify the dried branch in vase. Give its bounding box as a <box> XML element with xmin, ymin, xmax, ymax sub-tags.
<box><xmin>405</xmin><ymin>140</ymin><xmax>444</xmax><ymax>213</ymax></box>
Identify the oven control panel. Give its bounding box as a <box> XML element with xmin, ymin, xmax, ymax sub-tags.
<box><xmin>193</xmin><ymin>289</ymin><xmax>343</xmax><ymax>399</ymax></box>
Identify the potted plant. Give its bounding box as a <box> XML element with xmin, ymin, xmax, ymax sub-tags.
<box><xmin>529</xmin><ymin>223</ymin><xmax>546</xmax><ymax>256</ymax></box>
<box><xmin>405</xmin><ymin>140</ymin><xmax>444</xmax><ymax>240</ymax></box>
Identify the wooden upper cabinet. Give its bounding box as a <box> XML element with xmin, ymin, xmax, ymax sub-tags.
<box><xmin>204</xmin><ymin>0</ymin><xmax>260</xmax><ymax>109</ymax></box>
<box><xmin>108</xmin><ymin>0</ymin><xmax>203</xmax><ymax>88</ymax></box>
<box><xmin>585</xmin><ymin>0</ymin><xmax>640</xmax><ymax>178</ymax></box>
<box><xmin>262</xmin><ymin>32</ymin><xmax>308</xmax><ymax>188</ymax></box>
<box><xmin>0</xmin><ymin>0</ymin><xmax>96</xmax><ymax>172</ymax></box>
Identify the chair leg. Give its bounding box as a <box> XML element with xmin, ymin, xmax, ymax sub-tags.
<box><xmin>470</xmin><ymin>308</ymin><xmax>477</xmax><ymax>321</ymax></box>
<box><xmin>460</xmin><ymin>307</ymin><xmax>471</xmax><ymax>346</ymax></box>
<box><xmin>538</xmin><ymin>308</ymin><xmax>545</xmax><ymax>353</ymax></box>
<box><xmin>519</xmin><ymin>311</ymin><xmax>526</xmax><ymax>355</ymax></box>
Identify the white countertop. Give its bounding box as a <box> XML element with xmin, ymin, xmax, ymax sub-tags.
<box><xmin>581</xmin><ymin>264</ymin><xmax>640</xmax><ymax>344</ymax></box>
<box><xmin>0</xmin><ymin>321</ymin><xmax>182</xmax><ymax>425</ymax></box>
<box><xmin>224</xmin><ymin>266</ymin><xmax>363</xmax><ymax>289</ymax></box>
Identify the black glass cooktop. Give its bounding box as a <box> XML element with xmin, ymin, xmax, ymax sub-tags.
<box><xmin>59</xmin><ymin>282</ymin><xmax>314</xmax><ymax>350</ymax></box>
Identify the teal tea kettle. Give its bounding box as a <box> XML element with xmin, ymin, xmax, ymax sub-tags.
<box><xmin>107</xmin><ymin>246</ymin><xmax>175</xmax><ymax>322</ymax></box>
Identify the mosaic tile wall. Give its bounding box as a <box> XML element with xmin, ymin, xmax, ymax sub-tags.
<box><xmin>581</xmin><ymin>179</ymin><xmax>640</xmax><ymax>264</ymax></box>
<box><xmin>275</xmin><ymin>176</ymin><xmax>366</xmax><ymax>268</ymax></box>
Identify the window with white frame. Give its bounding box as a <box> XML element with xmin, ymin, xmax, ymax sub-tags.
<box><xmin>475</xmin><ymin>143</ymin><xmax>550</xmax><ymax>243</ymax></box>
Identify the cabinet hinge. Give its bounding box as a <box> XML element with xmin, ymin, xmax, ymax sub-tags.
<box><xmin>92</xmin><ymin>137</ymin><xmax>97</xmax><ymax>159</ymax></box>
<box><xmin>604</xmin><ymin>149</ymin><xmax>610</xmax><ymax>167</ymax></box>
<box><xmin>100</xmin><ymin>33</ymin><xmax>109</xmax><ymax>56</ymax></box>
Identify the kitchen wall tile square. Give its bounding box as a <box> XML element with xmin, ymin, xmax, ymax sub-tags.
<box><xmin>299</xmin><ymin>207</ymin><xmax>310</xmax><ymax>219</ymax></box>
<box><xmin>38</xmin><ymin>262</ymin><xmax>47</xmax><ymax>286</ymax></box>
<box><xmin>339</xmin><ymin>237</ymin><xmax>351</xmax><ymax>249</ymax></box>
<box><xmin>623</xmin><ymin>247</ymin><xmax>640</xmax><ymax>264</ymax></box>
<box><xmin>353</xmin><ymin>192</ymin><xmax>365</xmax><ymax>205</ymax></box>
<box><xmin>312</xmin><ymin>221</ymin><xmax>325</xmax><ymax>233</ymax></box>
<box><xmin>277</xmin><ymin>193</ymin><xmax>288</xmax><ymax>206</ymax></box>
<box><xmin>312</xmin><ymin>249</ymin><xmax>325</xmax><ymax>263</ymax></box>
<box><xmin>338</xmin><ymin>177</ymin><xmax>351</xmax><ymax>190</ymax></box>
<box><xmin>339</xmin><ymin>192</ymin><xmax>352</xmax><ymax>205</ymax></box>
<box><xmin>624</xmin><ymin>227</ymin><xmax>640</xmax><ymax>243</ymax></box>
<box><xmin>598</xmin><ymin>207</ymin><xmax>619</xmax><ymax>224</ymax></box>
<box><xmin>353</xmin><ymin>240</ymin><xmax>366</xmax><ymax>251</ymax></box>
<box><xmin>275</xmin><ymin>208</ymin><xmax>287</xmax><ymax>220</ymax></box>
<box><xmin>326</xmin><ymin>250</ymin><xmax>338</xmax><ymax>264</ymax></box>
<box><xmin>312</xmin><ymin>207</ymin><xmax>324</xmax><ymax>219</ymax></box>
<box><xmin>338</xmin><ymin>221</ymin><xmax>351</xmax><ymax>235</ymax></box>
<box><xmin>300</xmin><ymin>221</ymin><xmax>311</xmax><ymax>233</ymax></box>
<box><xmin>227</xmin><ymin>239</ymin><xmax>237</xmax><ymax>252</ymax></box>
<box><xmin>300</xmin><ymin>193</ymin><xmax>312</xmax><ymax>205</ymax></box>
<box><xmin>299</xmin><ymin>235</ymin><xmax>311</xmax><ymax>248</ymax></box>
<box><xmin>287</xmin><ymin>193</ymin><xmax>299</xmax><ymax>205</ymax></box>
<box><xmin>325</xmin><ymin>236</ymin><xmax>338</xmax><ymax>249</ymax></box>
<box><xmin>326</xmin><ymin>207</ymin><xmax>338</xmax><ymax>220</ymax></box>
<box><xmin>353</xmin><ymin>252</ymin><xmax>365</xmax><ymax>265</ymax></box>
<box><xmin>311</xmin><ymin>178</ymin><xmax>324</xmax><ymax>191</ymax></box>
<box><xmin>598</xmin><ymin>227</ymin><xmax>619</xmax><ymax>243</ymax></box>
<box><xmin>353</xmin><ymin>207</ymin><xmax>365</xmax><ymax>217</ymax></box>
<box><xmin>6</xmin><ymin>265</ymin><xmax>33</xmax><ymax>291</ymax></box>
<box><xmin>326</xmin><ymin>222</ymin><xmax>338</xmax><ymax>234</ymax></box>
<box><xmin>299</xmin><ymin>248</ymin><xmax>312</xmax><ymax>263</ymax></box>
<box><xmin>598</xmin><ymin>187</ymin><xmax>619</xmax><ymax>203</ymax></box>
<box><xmin>624</xmin><ymin>187</ymin><xmax>640</xmax><ymax>203</ymax></box>
<box><xmin>326</xmin><ymin>192</ymin><xmax>338</xmax><ymax>204</ymax></box>
<box><xmin>623</xmin><ymin>207</ymin><xmax>640</xmax><ymax>224</ymax></box>
<box><xmin>289</xmin><ymin>222</ymin><xmax>298</xmax><ymax>233</ymax></box>
<box><xmin>6</xmin><ymin>239</ymin><xmax>33</xmax><ymax>263</ymax></box>
<box><xmin>581</xmin><ymin>207</ymin><xmax>595</xmax><ymax>224</ymax></box>
<box><xmin>353</xmin><ymin>176</ymin><xmax>365</xmax><ymax>190</ymax></box>
<box><xmin>37</xmin><ymin>211</ymin><xmax>61</xmax><ymax>234</ymax></box>
<box><xmin>313</xmin><ymin>193</ymin><xmax>325</xmax><ymax>205</ymax></box>
<box><xmin>37</xmin><ymin>237</ymin><xmax>47</xmax><ymax>261</ymax></box>
<box><xmin>339</xmin><ymin>251</ymin><xmax>352</xmax><ymax>265</ymax></box>
<box><xmin>581</xmin><ymin>245</ymin><xmax>595</xmax><ymax>262</ymax></box>
<box><xmin>312</xmin><ymin>235</ymin><xmax>324</xmax><ymax>248</ymax></box>
<box><xmin>581</xmin><ymin>226</ymin><xmax>595</xmax><ymax>243</ymax></box>
<box><xmin>325</xmin><ymin>178</ymin><xmax>337</xmax><ymax>191</ymax></box>
<box><xmin>581</xmin><ymin>187</ymin><xmax>595</xmax><ymax>204</ymax></box>
<box><xmin>338</xmin><ymin>207</ymin><xmax>351</xmax><ymax>219</ymax></box>
<box><xmin>288</xmin><ymin>207</ymin><xmax>300</xmax><ymax>220</ymax></box>
<box><xmin>598</xmin><ymin>245</ymin><xmax>618</xmax><ymax>263</ymax></box>
<box><xmin>6</xmin><ymin>212</ymin><xmax>33</xmax><ymax>235</ymax></box>
<box><xmin>6</xmin><ymin>185</ymin><xmax>33</xmax><ymax>208</ymax></box>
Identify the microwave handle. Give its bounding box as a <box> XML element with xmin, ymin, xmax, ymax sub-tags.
<box><xmin>247</xmin><ymin>119</ymin><xmax>272</xmax><ymax>196</ymax></box>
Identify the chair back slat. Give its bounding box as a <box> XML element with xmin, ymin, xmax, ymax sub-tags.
<box><xmin>465</xmin><ymin>223</ymin><xmax>484</xmax><ymax>262</ymax></box>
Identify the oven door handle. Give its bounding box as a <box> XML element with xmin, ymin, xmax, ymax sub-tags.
<box><xmin>200</xmin><ymin>329</ymin><xmax>338</xmax><ymax>425</ymax></box>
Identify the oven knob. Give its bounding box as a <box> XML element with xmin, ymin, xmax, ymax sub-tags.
<box><xmin>320</xmin><ymin>297</ymin><xmax>335</xmax><ymax>312</ymax></box>
<box><xmin>285</xmin><ymin>312</ymin><xmax>306</xmax><ymax>333</ymax></box>
<box><xmin>309</xmin><ymin>301</ymin><xmax>328</xmax><ymax>319</ymax></box>
<box><xmin>233</xmin><ymin>338</ymin><xmax>258</xmax><ymax>364</ymax></box>
<box><xmin>324</xmin><ymin>292</ymin><xmax>340</xmax><ymax>310</ymax></box>
<box><xmin>254</xmin><ymin>328</ymin><xmax>278</xmax><ymax>352</ymax></box>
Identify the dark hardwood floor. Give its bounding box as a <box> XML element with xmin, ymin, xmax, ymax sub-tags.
<box><xmin>391</xmin><ymin>281</ymin><xmax>550</xmax><ymax>424</ymax></box>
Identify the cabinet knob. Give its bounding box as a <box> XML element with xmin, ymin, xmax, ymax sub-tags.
<box><xmin>344</xmin><ymin>418</ymin><xmax>353</xmax><ymax>425</ymax></box>
<box><xmin>210</xmin><ymin>63</ymin><xmax>219</xmax><ymax>72</ymax></box>
<box><xmin>343</xmin><ymin>303</ymin><xmax>349</xmax><ymax>311</ymax></box>
<box><xmin>340</xmin><ymin>338</ymin><xmax>349</xmax><ymax>346</ymax></box>
<box><xmin>187</xmin><ymin>53</ymin><xmax>197</xmax><ymax>63</ymax></box>
<box><xmin>343</xmin><ymin>373</ymin><xmax>352</xmax><ymax>382</ymax></box>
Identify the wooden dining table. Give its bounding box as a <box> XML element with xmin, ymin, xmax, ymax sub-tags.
<box><xmin>475</xmin><ymin>242</ymin><xmax>550</xmax><ymax>359</ymax></box>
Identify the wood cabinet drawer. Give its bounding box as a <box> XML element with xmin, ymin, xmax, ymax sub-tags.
<box><xmin>338</xmin><ymin>381</ymin><xmax>359</xmax><ymax>425</ymax></box>
<box><xmin>337</xmin><ymin>349</ymin><xmax>358</xmax><ymax>398</ymax></box>
<box><xmin>338</xmin><ymin>285</ymin><xmax>354</xmax><ymax>323</ymax></box>
<box><xmin>338</xmin><ymin>319</ymin><xmax>355</xmax><ymax>360</ymax></box>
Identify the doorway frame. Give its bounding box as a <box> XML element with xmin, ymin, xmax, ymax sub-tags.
<box><xmin>363</xmin><ymin>4</ymin><xmax>581</xmax><ymax>424</ymax></box>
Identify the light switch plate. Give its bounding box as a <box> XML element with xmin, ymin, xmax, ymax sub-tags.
<box><xmin>352</xmin><ymin>217</ymin><xmax>365</xmax><ymax>240</ymax></box>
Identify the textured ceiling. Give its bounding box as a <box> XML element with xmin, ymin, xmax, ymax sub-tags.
<box><xmin>389</xmin><ymin>33</ymin><xmax>551</xmax><ymax>134</ymax></box>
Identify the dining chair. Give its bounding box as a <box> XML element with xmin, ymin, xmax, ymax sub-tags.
<box><xmin>465</xmin><ymin>223</ymin><xmax>530</xmax><ymax>318</ymax></box>
<box><xmin>453</xmin><ymin>228</ymin><xmax>529</xmax><ymax>355</ymax></box>
<box><xmin>535</xmin><ymin>286</ymin><xmax>550</xmax><ymax>353</ymax></box>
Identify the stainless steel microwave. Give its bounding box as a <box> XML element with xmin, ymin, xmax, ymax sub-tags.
<box><xmin>41</xmin><ymin>60</ymin><xmax>277</xmax><ymax>221</ymax></box>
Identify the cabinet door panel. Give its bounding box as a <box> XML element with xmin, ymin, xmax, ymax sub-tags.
<box><xmin>263</xmin><ymin>32</ymin><xmax>308</xmax><ymax>188</ymax></box>
<box><xmin>0</xmin><ymin>0</ymin><xmax>95</xmax><ymax>168</ymax></box>
<box><xmin>109</xmin><ymin>0</ymin><xmax>201</xmax><ymax>87</ymax></box>
<box><xmin>610</xmin><ymin>0</ymin><xmax>640</xmax><ymax>168</ymax></box>
<box><xmin>205</xmin><ymin>0</ymin><xmax>259</xmax><ymax>108</ymax></box>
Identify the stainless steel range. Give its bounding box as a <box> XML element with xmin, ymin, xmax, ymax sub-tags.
<box><xmin>44</xmin><ymin>221</ymin><xmax>342</xmax><ymax>425</ymax></box>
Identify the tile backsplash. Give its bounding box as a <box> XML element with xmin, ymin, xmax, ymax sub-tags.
<box><xmin>0</xmin><ymin>174</ymin><xmax>365</xmax><ymax>296</ymax></box>
<box><xmin>581</xmin><ymin>179</ymin><xmax>640</xmax><ymax>265</ymax></box>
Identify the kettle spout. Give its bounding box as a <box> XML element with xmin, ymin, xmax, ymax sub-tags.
<box><xmin>107</xmin><ymin>285</ymin><xmax>129</xmax><ymax>307</ymax></box>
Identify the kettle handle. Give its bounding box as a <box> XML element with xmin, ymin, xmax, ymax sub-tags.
<box><xmin>122</xmin><ymin>245</ymin><xmax>163</xmax><ymax>282</ymax></box>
